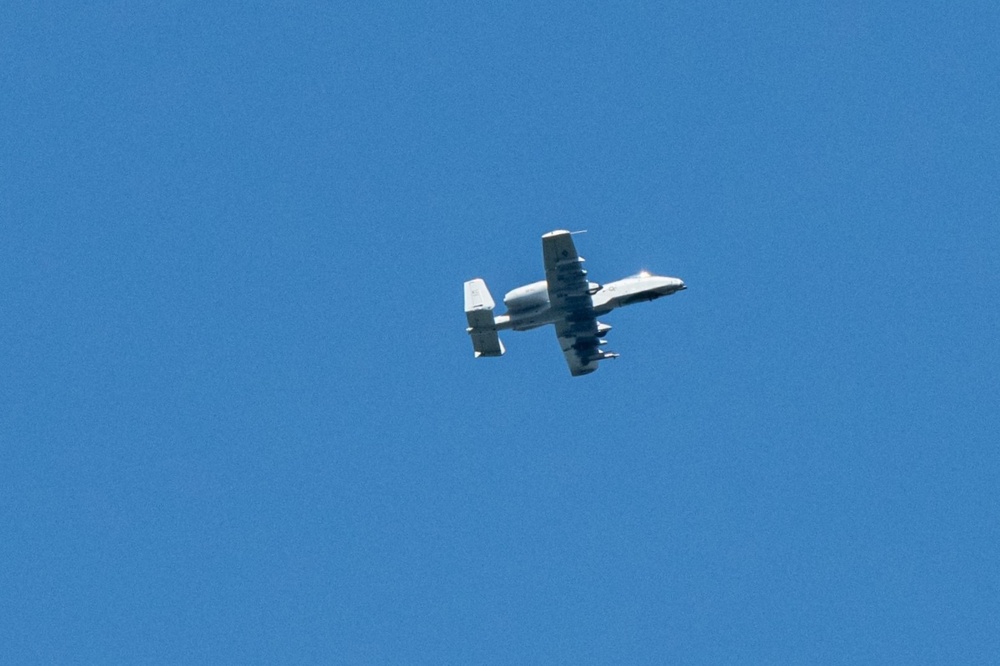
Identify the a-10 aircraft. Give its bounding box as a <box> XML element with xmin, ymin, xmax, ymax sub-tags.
<box><xmin>464</xmin><ymin>230</ymin><xmax>686</xmax><ymax>376</ymax></box>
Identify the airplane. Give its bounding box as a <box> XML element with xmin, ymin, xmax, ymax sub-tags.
<box><xmin>464</xmin><ymin>230</ymin><xmax>686</xmax><ymax>376</ymax></box>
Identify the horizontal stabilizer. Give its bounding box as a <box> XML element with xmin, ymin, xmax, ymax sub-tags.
<box><xmin>464</xmin><ymin>278</ymin><xmax>495</xmax><ymax>312</ymax></box>
<box><xmin>464</xmin><ymin>278</ymin><xmax>505</xmax><ymax>358</ymax></box>
<box><xmin>467</xmin><ymin>327</ymin><xmax>505</xmax><ymax>358</ymax></box>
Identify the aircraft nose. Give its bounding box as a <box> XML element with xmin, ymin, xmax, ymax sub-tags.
<box><xmin>657</xmin><ymin>278</ymin><xmax>685</xmax><ymax>295</ymax></box>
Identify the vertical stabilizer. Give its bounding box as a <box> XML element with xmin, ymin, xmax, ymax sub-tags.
<box><xmin>464</xmin><ymin>279</ymin><xmax>505</xmax><ymax>358</ymax></box>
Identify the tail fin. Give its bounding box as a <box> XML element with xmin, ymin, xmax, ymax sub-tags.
<box><xmin>464</xmin><ymin>278</ymin><xmax>505</xmax><ymax>358</ymax></box>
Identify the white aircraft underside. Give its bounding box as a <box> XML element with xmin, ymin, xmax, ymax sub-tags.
<box><xmin>464</xmin><ymin>230</ymin><xmax>685</xmax><ymax>376</ymax></box>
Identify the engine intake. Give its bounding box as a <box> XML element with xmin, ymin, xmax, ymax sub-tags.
<box><xmin>503</xmin><ymin>280</ymin><xmax>550</xmax><ymax>313</ymax></box>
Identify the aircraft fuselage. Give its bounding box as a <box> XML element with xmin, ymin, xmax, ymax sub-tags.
<box><xmin>494</xmin><ymin>272</ymin><xmax>686</xmax><ymax>332</ymax></box>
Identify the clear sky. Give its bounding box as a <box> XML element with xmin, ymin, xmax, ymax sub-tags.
<box><xmin>3</xmin><ymin>3</ymin><xmax>998</xmax><ymax>663</ymax></box>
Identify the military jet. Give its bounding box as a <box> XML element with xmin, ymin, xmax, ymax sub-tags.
<box><xmin>464</xmin><ymin>230</ymin><xmax>686</xmax><ymax>376</ymax></box>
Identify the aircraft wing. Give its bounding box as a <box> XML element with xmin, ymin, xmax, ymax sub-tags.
<box><xmin>543</xmin><ymin>231</ymin><xmax>617</xmax><ymax>376</ymax></box>
<box><xmin>542</xmin><ymin>230</ymin><xmax>592</xmax><ymax>313</ymax></box>
<box><xmin>555</xmin><ymin>316</ymin><xmax>602</xmax><ymax>376</ymax></box>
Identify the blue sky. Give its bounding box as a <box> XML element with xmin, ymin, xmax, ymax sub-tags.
<box><xmin>2</xmin><ymin>2</ymin><xmax>998</xmax><ymax>663</ymax></box>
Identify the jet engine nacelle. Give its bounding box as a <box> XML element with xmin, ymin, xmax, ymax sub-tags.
<box><xmin>503</xmin><ymin>280</ymin><xmax>550</xmax><ymax>313</ymax></box>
